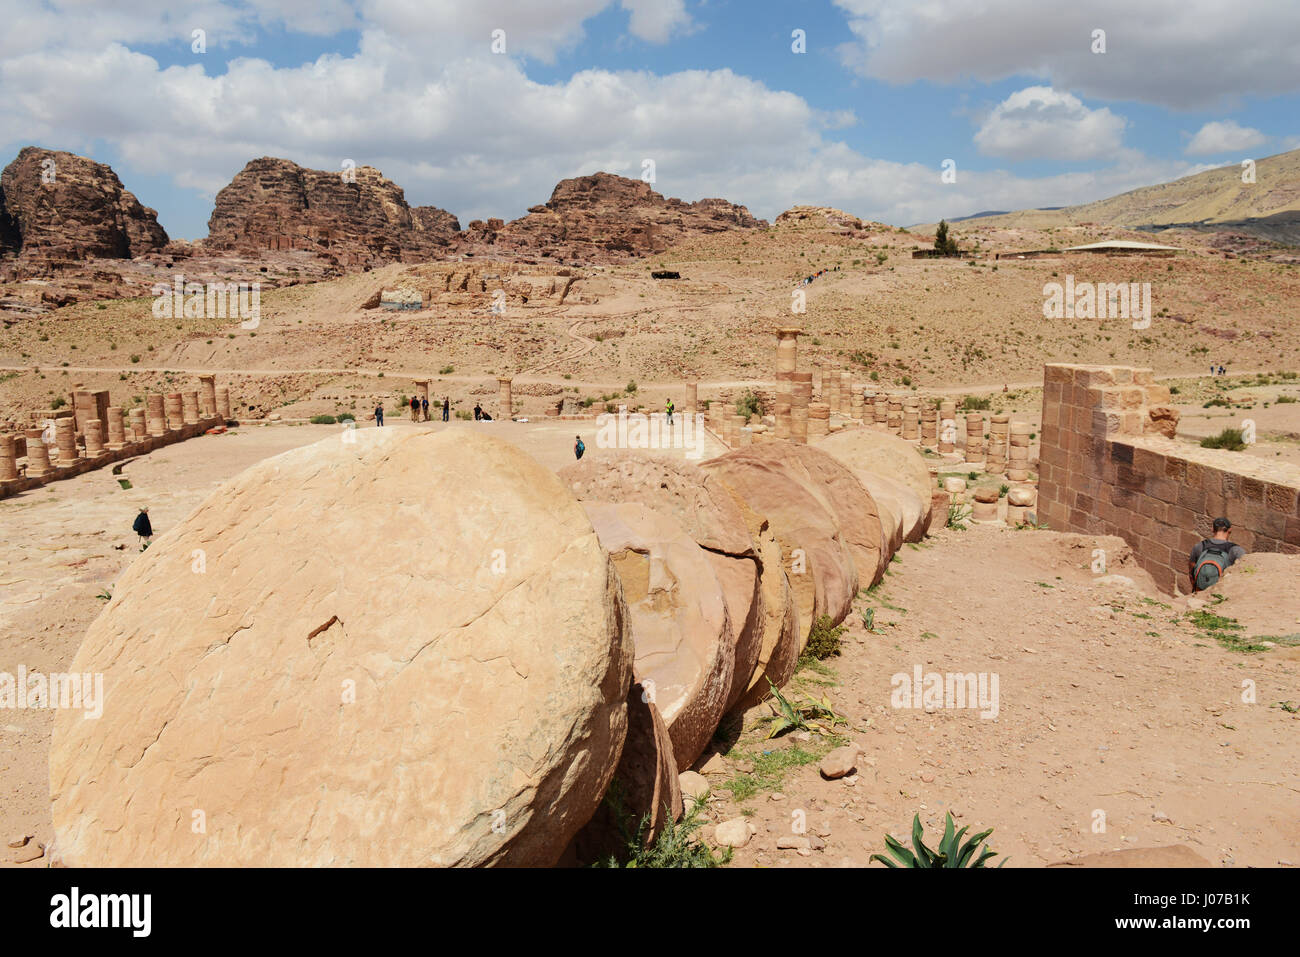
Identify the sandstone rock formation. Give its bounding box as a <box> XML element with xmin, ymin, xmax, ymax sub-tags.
<box><xmin>0</xmin><ymin>147</ymin><xmax>168</xmax><ymax>262</ymax></box>
<box><xmin>581</xmin><ymin>500</ymin><xmax>735</xmax><ymax>770</ymax></box>
<box><xmin>205</xmin><ymin>157</ymin><xmax>460</xmax><ymax>268</ymax></box>
<box><xmin>49</xmin><ymin>429</ymin><xmax>632</xmax><ymax>867</ymax></box>
<box><xmin>460</xmin><ymin>172</ymin><xmax>764</xmax><ymax>263</ymax></box>
<box><xmin>815</xmin><ymin>428</ymin><xmax>934</xmax><ymax>541</ymax></box>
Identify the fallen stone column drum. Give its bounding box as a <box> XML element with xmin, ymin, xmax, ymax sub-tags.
<box><xmin>0</xmin><ymin>434</ymin><xmax>18</xmax><ymax>480</ymax></box>
<box><xmin>106</xmin><ymin>407</ymin><xmax>126</xmax><ymax>449</ymax></box>
<box><xmin>182</xmin><ymin>391</ymin><xmax>201</xmax><ymax>425</ymax></box>
<box><xmin>23</xmin><ymin>428</ymin><xmax>51</xmax><ymax>476</ymax></box>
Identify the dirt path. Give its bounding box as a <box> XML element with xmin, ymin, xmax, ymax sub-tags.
<box><xmin>694</xmin><ymin>526</ymin><xmax>1300</xmax><ymax>868</ymax></box>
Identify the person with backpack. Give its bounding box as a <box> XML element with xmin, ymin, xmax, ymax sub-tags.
<box><xmin>421</xmin><ymin>395</ymin><xmax>429</xmax><ymax>421</ymax></box>
<box><xmin>133</xmin><ymin>506</ymin><xmax>153</xmax><ymax>550</ymax></box>
<box><xmin>666</xmin><ymin>397</ymin><xmax>674</xmax><ymax>425</ymax></box>
<box><xmin>409</xmin><ymin>395</ymin><xmax>420</xmax><ymax>421</ymax></box>
<box><xmin>574</xmin><ymin>435</ymin><xmax>585</xmax><ymax>460</ymax></box>
<box><xmin>1188</xmin><ymin>518</ymin><xmax>1246</xmax><ymax>592</ymax></box>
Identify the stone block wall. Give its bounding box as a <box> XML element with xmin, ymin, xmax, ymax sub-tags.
<box><xmin>1038</xmin><ymin>363</ymin><xmax>1300</xmax><ymax>593</ymax></box>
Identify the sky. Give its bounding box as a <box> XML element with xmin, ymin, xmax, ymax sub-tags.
<box><xmin>2</xmin><ymin>0</ymin><xmax>1297</xmax><ymax>240</ymax></box>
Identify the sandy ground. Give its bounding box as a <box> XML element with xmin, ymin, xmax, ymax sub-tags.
<box><xmin>3</xmin><ymin>419</ymin><xmax>1297</xmax><ymax>867</ymax></box>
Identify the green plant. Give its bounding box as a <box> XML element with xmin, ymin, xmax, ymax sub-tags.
<box><xmin>1200</xmin><ymin>428</ymin><xmax>1247</xmax><ymax>451</ymax></box>
<box><xmin>861</xmin><ymin>607</ymin><xmax>876</xmax><ymax>632</ymax></box>
<box><xmin>594</xmin><ymin>785</ymin><xmax>730</xmax><ymax>868</ymax></box>
<box><xmin>1188</xmin><ymin>609</ymin><xmax>1267</xmax><ymax>653</ymax></box>
<box><xmin>948</xmin><ymin>502</ymin><xmax>971</xmax><ymax>530</ymax></box>
<box><xmin>734</xmin><ymin>389</ymin><xmax>763</xmax><ymax>422</ymax></box>
<box><xmin>871</xmin><ymin>813</ymin><xmax>1005</xmax><ymax>868</ymax></box>
<box><xmin>309</xmin><ymin>414</ymin><xmax>337</xmax><ymax>424</ymax></box>
<box><xmin>960</xmin><ymin>395</ymin><xmax>991</xmax><ymax>411</ymax></box>
<box><xmin>803</xmin><ymin>614</ymin><xmax>844</xmax><ymax>660</ymax></box>
<box><xmin>625</xmin><ymin>380</ymin><xmax>638</xmax><ymax>394</ymax></box>
<box><xmin>95</xmin><ymin>589</ymin><xmax>112</xmax><ymax>601</ymax></box>
<box><xmin>762</xmin><ymin>681</ymin><xmax>843</xmax><ymax>739</ymax></box>
<box><xmin>998</xmin><ymin>484</ymin><xmax>1010</xmax><ymax>497</ymax></box>
<box><xmin>439</xmin><ymin>365</ymin><xmax>453</xmax><ymax>375</ymax></box>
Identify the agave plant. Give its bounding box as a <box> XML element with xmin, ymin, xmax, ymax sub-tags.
<box><xmin>870</xmin><ymin>812</ymin><xmax>1006</xmax><ymax>868</ymax></box>
<box><xmin>763</xmin><ymin>680</ymin><xmax>843</xmax><ymax>739</ymax></box>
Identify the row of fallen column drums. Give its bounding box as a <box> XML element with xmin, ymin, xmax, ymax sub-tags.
<box><xmin>0</xmin><ymin>387</ymin><xmax>232</xmax><ymax>481</ymax></box>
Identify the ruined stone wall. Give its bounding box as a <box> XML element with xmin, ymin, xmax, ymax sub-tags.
<box><xmin>1038</xmin><ymin>363</ymin><xmax>1300</xmax><ymax>593</ymax></box>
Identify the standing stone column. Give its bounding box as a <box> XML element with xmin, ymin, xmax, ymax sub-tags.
<box><xmin>965</xmin><ymin>413</ymin><xmax>985</xmax><ymax>465</ymax></box>
<box><xmin>808</xmin><ymin>401</ymin><xmax>830</xmax><ymax>439</ymax></box>
<box><xmin>901</xmin><ymin>398</ymin><xmax>920</xmax><ymax>441</ymax></box>
<box><xmin>850</xmin><ymin>383</ymin><xmax>865</xmax><ymax>420</ymax></box>
<box><xmin>128</xmin><ymin>408</ymin><xmax>147</xmax><ymax>442</ymax></box>
<box><xmin>774</xmin><ymin>379</ymin><xmax>792</xmax><ymax>441</ymax></box>
<box><xmin>182</xmin><ymin>391</ymin><xmax>201</xmax><ymax>425</ymax></box>
<box><xmin>987</xmin><ymin>414</ymin><xmax>1010</xmax><ymax>475</ymax></box>
<box><xmin>497</xmin><ymin>377</ymin><xmax>513</xmax><ymax>421</ymax></box>
<box><xmin>146</xmin><ymin>394</ymin><xmax>166</xmax><ymax>435</ymax></box>
<box><xmin>1007</xmin><ymin>421</ymin><xmax>1032</xmax><ymax>481</ymax></box>
<box><xmin>730</xmin><ymin>414</ymin><xmax>747</xmax><ymax>447</ymax></box>
<box><xmin>921</xmin><ymin>402</ymin><xmax>938</xmax><ymax>447</ymax></box>
<box><xmin>0</xmin><ymin>434</ymin><xmax>18</xmax><ymax>480</ymax></box>
<box><xmin>887</xmin><ymin>397</ymin><xmax>903</xmax><ymax>434</ymax></box>
<box><xmin>23</xmin><ymin>428</ymin><xmax>51</xmax><ymax>476</ymax></box>
<box><xmin>165</xmin><ymin>393</ymin><xmax>184</xmax><ymax>431</ymax></box>
<box><xmin>873</xmin><ymin>395</ymin><xmax>888</xmax><ymax>427</ymax></box>
<box><xmin>775</xmin><ymin>328</ymin><xmax>801</xmax><ymax>376</ymax></box>
<box><xmin>54</xmin><ymin>417</ymin><xmax>78</xmax><ymax>465</ymax></box>
<box><xmin>686</xmin><ymin>382</ymin><xmax>698</xmax><ymax>414</ymax></box>
<box><xmin>84</xmin><ymin>419</ymin><xmax>105</xmax><ymax>456</ymax></box>
<box><xmin>791</xmin><ymin>373</ymin><xmax>812</xmax><ymax>444</ymax></box>
<box><xmin>105</xmin><ymin>407</ymin><xmax>126</xmax><ymax>449</ymax></box>
<box><xmin>198</xmin><ymin>375</ymin><xmax>217</xmax><ymax>419</ymax></box>
<box><xmin>938</xmin><ymin>401</ymin><xmax>957</xmax><ymax>453</ymax></box>
<box><xmin>839</xmin><ymin>372</ymin><xmax>853</xmax><ymax>417</ymax></box>
<box><xmin>216</xmin><ymin>388</ymin><xmax>232</xmax><ymax>420</ymax></box>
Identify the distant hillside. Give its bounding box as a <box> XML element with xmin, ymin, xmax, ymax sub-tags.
<box><xmin>969</xmin><ymin>149</ymin><xmax>1300</xmax><ymax>243</ymax></box>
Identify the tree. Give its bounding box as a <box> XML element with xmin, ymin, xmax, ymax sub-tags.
<box><xmin>934</xmin><ymin>220</ymin><xmax>959</xmax><ymax>256</ymax></box>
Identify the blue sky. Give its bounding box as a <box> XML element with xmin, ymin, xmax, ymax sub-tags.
<box><xmin>2</xmin><ymin>0</ymin><xmax>1297</xmax><ymax>239</ymax></box>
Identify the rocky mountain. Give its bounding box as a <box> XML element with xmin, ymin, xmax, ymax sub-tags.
<box><xmin>204</xmin><ymin>157</ymin><xmax>461</xmax><ymax>269</ymax></box>
<box><xmin>0</xmin><ymin>146</ymin><xmax>168</xmax><ymax>263</ymax></box>
<box><xmin>459</xmin><ymin>172</ymin><xmax>765</xmax><ymax>262</ymax></box>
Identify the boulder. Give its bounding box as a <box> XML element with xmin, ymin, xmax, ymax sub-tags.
<box><xmin>582</xmin><ymin>501</ymin><xmax>735</xmax><ymax>770</ymax></box>
<box><xmin>1008</xmin><ymin>487</ymin><xmax>1036</xmax><ymax>507</ymax></box>
<box><xmin>815</xmin><ymin>428</ymin><xmax>935</xmax><ymax>540</ymax></box>
<box><xmin>857</xmin><ymin>471</ymin><xmax>920</xmax><ymax>552</ymax></box>
<box><xmin>701</xmin><ymin>443</ymin><xmax>869</xmax><ymax>649</ymax></box>
<box><xmin>50</xmin><ymin>429</ymin><xmax>632</xmax><ymax>867</ymax></box>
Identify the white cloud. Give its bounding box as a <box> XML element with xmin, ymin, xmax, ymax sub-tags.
<box><xmin>620</xmin><ymin>0</ymin><xmax>693</xmax><ymax>43</ymax></box>
<box><xmin>833</xmin><ymin>0</ymin><xmax>1300</xmax><ymax>109</ymax></box>
<box><xmin>974</xmin><ymin>87</ymin><xmax>1126</xmax><ymax>160</ymax></box>
<box><xmin>1185</xmin><ymin>120</ymin><xmax>1267</xmax><ymax>155</ymax></box>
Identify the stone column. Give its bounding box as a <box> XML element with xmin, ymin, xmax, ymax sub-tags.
<box><xmin>198</xmin><ymin>375</ymin><xmax>217</xmax><ymax>419</ymax></box>
<box><xmin>808</xmin><ymin>401</ymin><xmax>830</xmax><ymax>439</ymax></box>
<box><xmin>972</xmin><ymin>485</ymin><xmax>1001</xmax><ymax>523</ymax></box>
<box><xmin>84</xmin><ymin>419</ymin><xmax>105</xmax><ymax>456</ymax></box>
<box><xmin>53</xmin><ymin>417</ymin><xmax>78</xmax><ymax>465</ymax></box>
<box><xmin>1007</xmin><ymin>421</ymin><xmax>1032</xmax><ymax>481</ymax></box>
<box><xmin>128</xmin><ymin>408</ymin><xmax>147</xmax><ymax>442</ymax></box>
<box><xmin>987</xmin><ymin>414</ymin><xmax>1010</xmax><ymax>475</ymax></box>
<box><xmin>23</xmin><ymin>428</ymin><xmax>51</xmax><ymax>476</ymax></box>
<box><xmin>775</xmin><ymin>328</ymin><xmax>801</xmax><ymax>376</ymax></box>
<box><xmin>920</xmin><ymin>403</ymin><xmax>938</xmax><ymax>447</ymax></box>
<box><xmin>774</xmin><ymin>382</ymin><xmax>792</xmax><ymax>441</ymax></box>
<box><xmin>850</xmin><ymin>384</ymin><xmax>865</xmax><ymax>420</ymax></box>
<box><xmin>839</xmin><ymin>372</ymin><xmax>853</xmax><ymax>417</ymax></box>
<box><xmin>686</xmin><ymin>382</ymin><xmax>698</xmax><ymax>414</ymax></box>
<box><xmin>887</xmin><ymin>398</ymin><xmax>903</xmax><ymax>434</ymax></box>
<box><xmin>791</xmin><ymin>372</ymin><xmax>812</xmax><ymax>444</ymax></box>
<box><xmin>965</xmin><ymin>413</ymin><xmax>985</xmax><ymax>464</ymax></box>
<box><xmin>497</xmin><ymin>377</ymin><xmax>513</xmax><ymax>420</ymax></box>
<box><xmin>105</xmin><ymin>407</ymin><xmax>126</xmax><ymax>449</ymax></box>
<box><xmin>216</xmin><ymin>388</ymin><xmax>232</xmax><ymax>420</ymax></box>
<box><xmin>938</xmin><ymin>401</ymin><xmax>957</xmax><ymax>453</ymax></box>
<box><xmin>901</xmin><ymin>398</ymin><xmax>920</xmax><ymax>441</ymax></box>
<box><xmin>0</xmin><ymin>434</ymin><xmax>17</xmax><ymax>480</ymax></box>
<box><xmin>731</xmin><ymin>414</ymin><xmax>747</xmax><ymax>446</ymax></box>
<box><xmin>182</xmin><ymin>391</ymin><xmax>201</xmax><ymax>425</ymax></box>
<box><xmin>873</xmin><ymin>395</ymin><xmax>888</xmax><ymax>427</ymax></box>
<box><xmin>165</xmin><ymin>393</ymin><xmax>184</xmax><ymax>432</ymax></box>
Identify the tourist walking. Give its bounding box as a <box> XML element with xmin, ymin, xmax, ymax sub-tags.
<box><xmin>442</xmin><ymin>397</ymin><xmax>449</xmax><ymax>422</ymax></box>
<box><xmin>666</xmin><ymin>397</ymin><xmax>674</xmax><ymax>425</ymax></box>
<box><xmin>133</xmin><ymin>506</ymin><xmax>153</xmax><ymax>550</ymax></box>
<box><xmin>374</xmin><ymin>403</ymin><xmax>384</xmax><ymax>427</ymax></box>
<box><xmin>421</xmin><ymin>395</ymin><xmax>429</xmax><ymax>421</ymax></box>
<box><xmin>1188</xmin><ymin>517</ymin><xmax>1246</xmax><ymax>592</ymax></box>
<box><xmin>574</xmin><ymin>435</ymin><xmax>585</xmax><ymax>460</ymax></box>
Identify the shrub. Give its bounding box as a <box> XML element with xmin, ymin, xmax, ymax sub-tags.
<box><xmin>439</xmin><ymin>365</ymin><xmax>453</xmax><ymax>375</ymax></box>
<box><xmin>734</xmin><ymin>389</ymin><xmax>763</xmax><ymax>422</ymax></box>
<box><xmin>871</xmin><ymin>812</ymin><xmax>1005</xmax><ymax>868</ymax></box>
<box><xmin>625</xmin><ymin>380</ymin><xmax>638</xmax><ymax>394</ymax></box>
<box><xmin>309</xmin><ymin>414</ymin><xmax>337</xmax><ymax>424</ymax></box>
<box><xmin>1200</xmin><ymin>428</ymin><xmax>1246</xmax><ymax>451</ymax></box>
<box><xmin>960</xmin><ymin>395</ymin><xmax>991</xmax><ymax>411</ymax></box>
<box><xmin>803</xmin><ymin>615</ymin><xmax>844</xmax><ymax>660</ymax></box>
